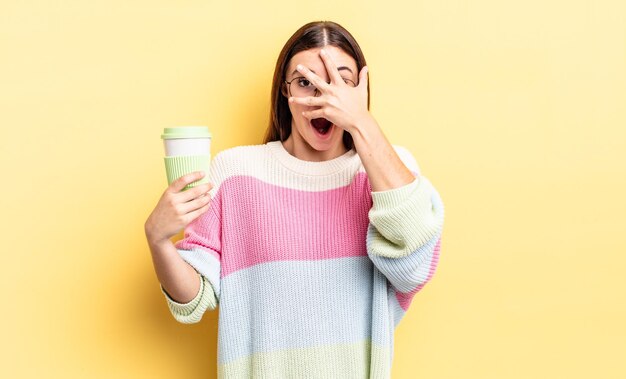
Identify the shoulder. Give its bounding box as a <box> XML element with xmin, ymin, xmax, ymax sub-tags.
<box><xmin>211</xmin><ymin>143</ymin><xmax>271</xmax><ymax>173</ymax></box>
<box><xmin>391</xmin><ymin>144</ymin><xmax>421</xmax><ymax>175</ymax></box>
<box><xmin>212</xmin><ymin>143</ymin><xmax>267</xmax><ymax>165</ymax></box>
<box><xmin>207</xmin><ymin>143</ymin><xmax>268</xmax><ymax>187</ymax></box>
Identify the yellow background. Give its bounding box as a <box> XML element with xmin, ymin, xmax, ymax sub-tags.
<box><xmin>1</xmin><ymin>0</ymin><xmax>625</xmax><ymax>378</ymax></box>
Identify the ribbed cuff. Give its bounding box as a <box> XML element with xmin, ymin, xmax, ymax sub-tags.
<box><xmin>160</xmin><ymin>273</ymin><xmax>204</xmax><ymax>316</ymax></box>
<box><xmin>368</xmin><ymin>175</ymin><xmax>443</xmax><ymax>258</ymax></box>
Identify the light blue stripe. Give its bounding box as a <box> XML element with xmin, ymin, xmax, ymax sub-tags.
<box><xmin>367</xmin><ymin>229</ymin><xmax>441</xmax><ymax>294</ymax></box>
<box><xmin>369</xmin><ymin>268</ymin><xmax>396</xmax><ymax>357</ymax></box>
<box><xmin>367</xmin><ymin>185</ymin><xmax>444</xmax><ymax>294</ymax></box>
<box><xmin>389</xmin><ymin>288</ymin><xmax>407</xmax><ymax>327</ymax></box>
<box><xmin>177</xmin><ymin>248</ymin><xmax>221</xmax><ymax>299</ymax></box>
<box><xmin>217</xmin><ymin>256</ymin><xmax>395</xmax><ymax>365</ymax></box>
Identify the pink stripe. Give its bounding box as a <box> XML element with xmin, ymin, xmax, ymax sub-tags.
<box><xmin>175</xmin><ymin>189</ymin><xmax>224</xmax><ymax>263</ymax></box>
<box><xmin>219</xmin><ymin>173</ymin><xmax>372</xmax><ymax>277</ymax></box>
<box><xmin>396</xmin><ymin>236</ymin><xmax>442</xmax><ymax>311</ymax></box>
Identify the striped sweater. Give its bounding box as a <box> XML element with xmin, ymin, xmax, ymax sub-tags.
<box><xmin>160</xmin><ymin>140</ymin><xmax>445</xmax><ymax>378</ymax></box>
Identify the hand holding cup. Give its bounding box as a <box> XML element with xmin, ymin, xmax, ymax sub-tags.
<box><xmin>145</xmin><ymin>171</ymin><xmax>213</xmax><ymax>246</ymax></box>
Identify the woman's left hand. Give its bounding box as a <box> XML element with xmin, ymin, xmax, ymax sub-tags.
<box><xmin>288</xmin><ymin>49</ymin><xmax>373</xmax><ymax>134</ymax></box>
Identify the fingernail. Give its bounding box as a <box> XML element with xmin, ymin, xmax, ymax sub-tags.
<box><xmin>296</xmin><ymin>64</ymin><xmax>303</xmax><ymax>71</ymax></box>
<box><xmin>320</xmin><ymin>49</ymin><xmax>326</xmax><ymax>55</ymax></box>
<box><xmin>289</xmin><ymin>97</ymin><xmax>294</xmax><ymax>103</ymax></box>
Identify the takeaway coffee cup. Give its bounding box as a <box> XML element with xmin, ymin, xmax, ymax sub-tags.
<box><xmin>161</xmin><ymin>126</ymin><xmax>212</xmax><ymax>191</ymax></box>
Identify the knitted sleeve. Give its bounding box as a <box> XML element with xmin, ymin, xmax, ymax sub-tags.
<box><xmin>160</xmin><ymin>153</ymin><xmax>225</xmax><ymax>324</ymax></box>
<box><xmin>160</xmin><ymin>272</ymin><xmax>216</xmax><ymax>324</ymax></box>
<box><xmin>366</xmin><ymin>146</ymin><xmax>445</xmax><ymax>305</ymax></box>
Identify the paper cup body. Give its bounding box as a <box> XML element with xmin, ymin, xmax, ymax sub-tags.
<box><xmin>163</xmin><ymin>137</ymin><xmax>211</xmax><ymax>157</ymax></box>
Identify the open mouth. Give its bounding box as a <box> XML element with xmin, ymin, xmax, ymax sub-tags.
<box><xmin>311</xmin><ymin>118</ymin><xmax>333</xmax><ymax>136</ymax></box>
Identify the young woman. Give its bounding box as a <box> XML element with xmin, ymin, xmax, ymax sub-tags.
<box><xmin>145</xmin><ymin>20</ymin><xmax>445</xmax><ymax>378</ymax></box>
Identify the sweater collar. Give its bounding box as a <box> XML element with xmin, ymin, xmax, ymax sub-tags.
<box><xmin>266</xmin><ymin>140</ymin><xmax>359</xmax><ymax>176</ymax></box>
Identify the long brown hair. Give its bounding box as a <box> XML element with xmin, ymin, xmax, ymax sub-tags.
<box><xmin>263</xmin><ymin>21</ymin><xmax>369</xmax><ymax>151</ymax></box>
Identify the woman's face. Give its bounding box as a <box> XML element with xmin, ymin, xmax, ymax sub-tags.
<box><xmin>283</xmin><ymin>45</ymin><xmax>359</xmax><ymax>155</ymax></box>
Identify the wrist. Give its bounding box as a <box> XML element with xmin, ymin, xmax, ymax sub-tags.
<box><xmin>351</xmin><ymin>117</ymin><xmax>382</xmax><ymax>150</ymax></box>
<box><xmin>347</xmin><ymin>113</ymin><xmax>367</xmax><ymax>133</ymax></box>
<box><xmin>145</xmin><ymin>223</ymin><xmax>170</xmax><ymax>250</ymax></box>
<box><xmin>147</xmin><ymin>234</ymin><xmax>169</xmax><ymax>246</ymax></box>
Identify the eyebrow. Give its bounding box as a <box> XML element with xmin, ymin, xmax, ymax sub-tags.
<box><xmin>291</xmin><ymin>66</ymin><xmax>354</xmax><ymax>76</ymax></box>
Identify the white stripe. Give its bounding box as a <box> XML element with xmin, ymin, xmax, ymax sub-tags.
<box><xmin>206</xmin><ymin>142</ymin><xmax>419</xmax><ymax>195</ymax></box>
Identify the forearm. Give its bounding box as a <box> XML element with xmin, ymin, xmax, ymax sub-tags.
<box><xmin>146</xmin><ymin>234</ymin><xmax>201</xmax><ymax>304</ymax></box>
<box><xmin>351</xmin><ymin>117</ymin><xmax>416</xmax><ymax>192</ymax></box>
